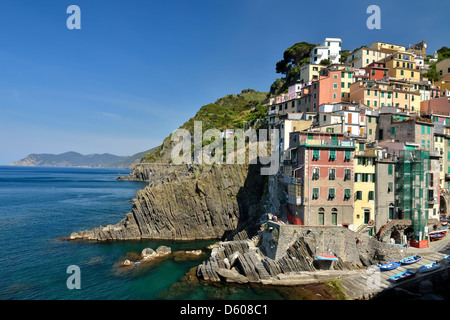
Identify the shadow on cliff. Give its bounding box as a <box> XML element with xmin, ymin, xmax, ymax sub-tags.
<box><xmin>222</xmin><ymin>164</ymin><xmax>268</xmax><ymax>241</ymax></box>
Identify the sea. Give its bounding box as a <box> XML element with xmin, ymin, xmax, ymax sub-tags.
<box><xmin>0</xmin><ymin>166</ymin><xmax>299</xmax><ymax>301</ymax></box>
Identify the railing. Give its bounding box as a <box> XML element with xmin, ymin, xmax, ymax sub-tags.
<box><xmin>299</xmin><ymin>139</ymin><xmax>355</xmax><ymax>147</ymax></box>
<box><xmin>356</xmin><ymin>149</ymin><xmax>378</xmax><ymax>157</ymax></box>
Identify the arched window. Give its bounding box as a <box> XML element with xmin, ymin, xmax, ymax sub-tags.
<box><xmin>331</xmin><ymin>208</ymin><xmax>338</xmax><ymax>226</ymax></box>
<box><xmin>318</xmin><ymin>208</ymin><xmax>325</xmax><ymax>226</ymax></box>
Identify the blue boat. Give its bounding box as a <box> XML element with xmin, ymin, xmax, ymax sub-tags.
<box><xmin>442</xmin><ymin>255</ymin><xmax>450</xmax><ymax>264</ymax></box>
<box><xmin>389</xmin><ymin>270</ymin><xmax>416</xmax><ymax>282</ymax></box>
<box><xmin>399</xmin><ymin>255</ymin><xmax>422</xmax><ymax>265</ymax></box>
<box><xmin>379</xmin><ymin>261</ymin><xmax>401</xmax><ymax>271</ymax></box>
<box><xmin>418</xmin><ymin>262</ymin><xmax>440</xmax><ymax>273</ymax></box>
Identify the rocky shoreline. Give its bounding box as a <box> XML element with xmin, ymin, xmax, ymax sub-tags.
<box><xmin>69</xmin><ymin>163</ymin><xmax>271</xmax><ymax>242</ymax></box>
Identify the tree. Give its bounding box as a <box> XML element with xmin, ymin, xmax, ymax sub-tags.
<box><xmin>320</xmin><ymin>59</ymin><xmax>331</xmax><ymax>66</ymax></box>
<box><xmin>275</xmin><ymin>41</ymin><xmax>318</xmax><ymax>75</ymax></box>
<box><xmin>270</xmin><ymin>41</ymin><xmax>318</xmax><ymax>97</ymax></box>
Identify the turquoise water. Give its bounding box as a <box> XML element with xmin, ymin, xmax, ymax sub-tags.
<box><xmin>0</xmin><ymin>166</ymin><xmax>285</xmax><ymax>300</ymax></box>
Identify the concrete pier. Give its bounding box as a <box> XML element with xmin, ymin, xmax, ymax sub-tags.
<box><xmin>337</xmin><ymin>235</ymin><xmax>450</xmax><ymax>300</ymax></box>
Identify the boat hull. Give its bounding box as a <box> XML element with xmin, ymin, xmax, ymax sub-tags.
<box><xmin>418</xmin><ymin>263</ymin><xmax>440</xmax><ymax>273</ymax></box>
<box><xmin>389</xmin><ymin>270</ymin><xmax>416</xmax><ymax>282</ymax></box>
<box><xmin>399</xmin><ymin>255</ymin><xmax>422</xmax><ymax>265</ymax></box>
<box><xmin>379</xmin><ymin>262</ymin><xmax>401</xmax><ymax>271</ymax></box>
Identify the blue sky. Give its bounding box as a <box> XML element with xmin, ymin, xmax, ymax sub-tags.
<box><xmin>0</xmin><ymin>0</ymin><xmax>448</xmax><ymax>164</ymax></box>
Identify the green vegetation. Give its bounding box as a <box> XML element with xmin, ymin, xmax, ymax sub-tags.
<box><xmin>141</xmin><ymin>89</ymin><xmax>268</xmax><ymax>163</ymax></box>
<box><xmin>437</xmin><ymin>46</ymin><xmax>450</xmax><ymax>62</ymax></box>
<box><xmin>270</xmin><ymin>41</ymin><xmax>318</xmax><ymax>97</ymax></box>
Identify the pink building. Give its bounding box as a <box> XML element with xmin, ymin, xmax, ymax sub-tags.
<box><xmin>286</xmin><ymin>131</ymin><xmax>356</xmax><ymax>226</ymax></box>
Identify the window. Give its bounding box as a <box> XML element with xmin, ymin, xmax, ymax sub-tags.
<box><xmin>331</xmin><ymin>209</ymin><xmax>338</xmax><ymax>226</ymax></box>
<box><xmin>355</xmin><ymin>191</ymin><xmax>362</xmax><ymax>200</ymax></box>
<box><xmin>329</xmin><ymin>150</ymin><xmax>336</xmax><ymax>161</ymax></box>
<box><xmin>313</xmin><ymin>149</ymin><xmax>320</xmax><ymax>160</ymax></box>
<box><xmin>344</xmin><ymin>169</ymin><xmax>351</xmax><ymax>181</ymax></box>
<box><xmin>329</xmin><ymin>168</ymin><xmax>336</xmax><ymax>180</ymax></box>
<box><xmin>344</xmin><ymin>189</ymin><xmax>351</xmax><ymax>200</ymax></box>
<box><xmin>312</xmin><ymin>168</ymin><xmax>320</xmax><ymax>180</ymax></box>
<box><xmin>427</xmin><ymin>126</ymin><xmax>431</xmax><ymax>135</ymax></box>
<box><xmin>388</xmin><ymin>163</ymin><xmax>393</xmax><ymax>175</ymax></box>
<box><xmin>333</xmin><ymin>74</ymin><xmax>338</xmax><ymax>79</ymax></box>
<box><xmin>344</xmin><ymin>150</ymin><xmax>351</xmax><ymax>161</ymax></box>
<box><xmin>421</xmin><ymin>125</ymin><xmax>425</xmax><ymax>134</ymax></box>
<box><xmin>318</xmin><ymin>208</ymin><xmax>325</xmax><ymax>226</ymax></box>
<box><xmin>333</xmin><ymin>83</ymin><xmax>338</xmax><ymax>89</ymax></box>
<box><xmin>312</xmin><ymin>188</ymin><xmax>319</xmax><ymax>200</ymax></box>
<box><xmin>368</xmin><ymin>191</ymin><xmax>374</xmax><ymax>200</ymax></box>
<box><xmin>359</xmin><ymin>143</ymin><xmax>365</xmax><ymax>151</ymax></box>
<box><xmin>388</xmin><ymin>182</ymin><xmax>393</xmax><ymax>193</ymax></box>
<box><xmin>355</xmin><ymin>173</ymin><xmax>361</xmax><ymax>182</ymax></box>
<box><xmin>367</xmin><ymin>89</ymin><xmax>371</xmax><ymax>96</ymax></box>
<box><xmin>328</xmin><ymin>188</ymin><xmax>335</xmax><ymax>200</ymax></box>
<box><xmin>391</xmin><ymin>127</ymin><xmax>395</xmax><ymax>134</ymax></box>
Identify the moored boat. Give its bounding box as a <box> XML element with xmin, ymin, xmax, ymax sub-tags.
<box><xmin>399</xmin><ymin>255</ymin><xmax>422</xmax><ymax>265</ymax></box>
<box><xmin>379</xmin><ymin>261</ymin><xmax>400</xmax><ymax>271</ymax></box>
<box><xmin>418</xmin><ymin>262</ymin><xmax>440</xmax><ymax>273</ymax></box>
<box><xmin>315</xmin><ymin>255</ymin><xmax>339</xmax><ymax>261</ymax></box>
<box><xmin>389</xmin><ymin>270</ymin><xmax>416</xmax><ymax>282</ymax></box>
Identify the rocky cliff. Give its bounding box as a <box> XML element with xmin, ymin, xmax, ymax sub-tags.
<box><xmin>69</xmin><ymin>163</ymin><xmax>271</xmax><ymax>241</ymax></box>
<box><xmin>197</xmin><ymin>225</ymin><xmax>405</xmax><ymax>285</ymax></box>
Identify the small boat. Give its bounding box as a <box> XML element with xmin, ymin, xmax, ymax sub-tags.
<box><xmin>379</xmin><ymin>261</ymin><xmax>401</xmax><ymax>271</ymax></box>
<box><xmin>418</xmin><ymin>262</ymin><xmax>440</xmax><ymax>273</ymax></box>
<box><xmin>399</xmin><ymin>255</ymin><xmax>422</xmax><ymax>265</ymax></box>
<box><xmin>389</xmin><ymin>270</ymin><xmax>416</xmax><ymax>282</ymax></box>
<box><xmin>316</xmin><ymin>255</ymin><xmax>339</xmax><ymax>261</ymax></box>
<box><xmin>429</xmin><ymin>229</ymin><xmax>447</xmax><ymax>241</ymax></box>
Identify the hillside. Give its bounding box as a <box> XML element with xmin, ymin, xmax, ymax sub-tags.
<box><xmin>10</xmin><ymin>149</ymin><xmax>156</xmax><ymax>169</ymax></box>
<box><xmin>141</xmin><ymin>89</ymin><xmax>268</xmax><ymax>163</ymax></box>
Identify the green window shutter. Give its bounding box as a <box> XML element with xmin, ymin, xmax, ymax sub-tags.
<box><xmin>313</xmin><ymin>149</ymin><xmax>320</xmax><ymax>160</ymax></box>
<box><xmin>372</xmin><ymin>174</ymin><xmax>376</xmax><ymax>182</ymax></box>
<box><xmin>388</xmin><ymin>182</ymin><xmax>393</xmax><ymax>193</ymax></box>
<box><xmin>422</xmin><ymin>125</ymin><xmax>425</xmax><ymax>134</ymax></box>
<box><xmin>312</xmin><ymin>188</ymin><xmax>319</xmax><ymax>200</ymax></box>
<box><xmin>369</xmin><ymin>191</ymin><xmax>374</xmax><ymax>200</ymax></box>
<box><xmin>345</xmin><ymin>150</ymin><xmax>351</xmax><ymax>161</ymax></box>
<box><xmin>427</xmin><ymin>127</ymin><xmax>430</xmax><ymax>135</ymax></box>
<box><xmin>391</xmin><ymin>127</ymin><xmax>395</xmax><ymax>134</ymax></box>
<box><xmin>388</xmin><ymin>163</ymin><xmax>393</xmax><ymax>175</ymax></box>
<box><xmin>359</xmin><ymin>143</ymin><xmax>364</xmax><ymax>151</ymax></box>
<box><xmin>344</xmin><ymin>189</ymin><xmax>351</xmax><ymax>199</ymax></box>
<box><xmin>356</xmin><ymin>191</ymin><xmax>362</xmax><ymax>200</ymax></box>
<box><xmin>329</xmin><ymin>188</ymin><xmax>335</xmax><ymax>199</ymax></box>
<box><xmin>329</xmin><ymin>150</ymin><xmax>336</xmax><ymax>161</ymax></box>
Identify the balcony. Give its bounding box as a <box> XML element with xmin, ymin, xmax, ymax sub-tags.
<box><xmin>299</xmin><ymin>139</ymin><xmax>356</xmax><ymax>148</ymax></box>
<box><xmin>356</xmin><ymin>149</ymin><xmax>378</xmax><ymax>157</ymax></box>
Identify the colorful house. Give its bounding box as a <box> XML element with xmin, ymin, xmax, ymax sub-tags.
<box><xmin>286</xmin><ymin>131</ymin><xmax>356</xmax><ymax>226</ymax></box>
<box><xmin>353</xmin><ymin>149</ymin><xmax>377</xmax><ymax>235</ymax></box>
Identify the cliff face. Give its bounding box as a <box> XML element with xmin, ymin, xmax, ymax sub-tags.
<box><xmin>69</xmin><ymin>163</ymin><xmax>268</xmax><ymax>241</ymax></box>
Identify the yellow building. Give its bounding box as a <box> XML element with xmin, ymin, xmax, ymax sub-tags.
<box><xmin>350</xmin><ymin>79</ymin><xmax>421</xmax><ymax>112</ymax></box>
<box><xmin>353</xmin><ymin>150</ymin><xmax>376</xmax><ymax>235</ymax></box>
<box><xmin>299</xmin><ymin>64</ymin><xmax>326</xmax><ymax>83</ymax></box>
<box><xmin>379</xmin><ymin>52</ymin><xmax>420</xmax><ymax>82</ymax></box>
<box><xmin>369</xmin><ymin>42</ymin><xmax>406</xmax><ymax>54</ymax></box>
